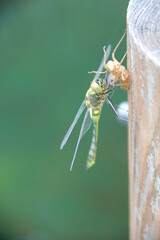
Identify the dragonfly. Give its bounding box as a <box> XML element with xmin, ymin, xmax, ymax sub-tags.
<box><xmin>60</xmin><ymin>45</ymin><xmax>126</xmax><ymax>171</ymax></box>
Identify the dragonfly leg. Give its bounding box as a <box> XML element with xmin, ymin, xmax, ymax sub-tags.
<box><xmin>120</xmin><ymin>51</ymin><xmax>127</xmax><ymax>65</ymax></box>
<box><xmin>112</xmin><ymin>31</ymin><xmax>126</xmax><ymax>61</ymax></box>
<box><xmin>105</xmin><ymin>84</ymin><xmax>116</xmax><ymax>95</ymax></box>
<box><xmin>88</xmin><ymin>71</ymin><xmax>106</xmax><ymax>75</ymax></box>
<box><xmin>107</xmin><ymin>97</ymin><xmax>118</xmax><ymax>117</ymax></box>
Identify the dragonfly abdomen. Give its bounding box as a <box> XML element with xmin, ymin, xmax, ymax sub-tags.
<box><xmin>86</xmin><ymin>109</ymin><xmax>100</xmax><ymax>169</ymax></box>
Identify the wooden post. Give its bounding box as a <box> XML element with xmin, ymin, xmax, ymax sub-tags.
<box><xmin>127</xmin><ymin>0</ymin><xmax>160</xmax><ymax>239</ymax></box>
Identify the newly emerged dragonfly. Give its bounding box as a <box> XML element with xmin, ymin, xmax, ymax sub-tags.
<box><xmin>60</xmin><ymin>45</ymin><xmax>126</xmax><ymax>171</ymax></box>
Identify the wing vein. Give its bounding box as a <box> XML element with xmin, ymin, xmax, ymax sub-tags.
<box><xmin>60</xmin><ymin>100</ymin><xmax>86</xmax><ymax>150</ymax></box>
<box><xmin>70</xmin><ymin>108</ymin><xmax>92</xmax><ymax>171</ymax></box>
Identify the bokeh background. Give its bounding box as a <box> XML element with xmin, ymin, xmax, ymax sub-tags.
<box><xmin>0</xmin><ymin>0</ymin><xmax>129</xmax><ymax>239</ymax></box>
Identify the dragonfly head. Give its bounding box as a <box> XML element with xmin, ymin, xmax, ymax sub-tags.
<box><xmin>91</xmin><ymin>78</ymin><xmax>107</xmax><ymax>94</ymax></box>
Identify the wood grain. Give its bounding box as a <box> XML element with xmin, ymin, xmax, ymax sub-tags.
<box><xmin>127</xmin><ymin>0</ymin><xmax>160</xmax><ymax>239</ymax></box>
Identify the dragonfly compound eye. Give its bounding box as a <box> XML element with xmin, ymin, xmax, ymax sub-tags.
<box><xmin>91</xmin><ymin>79</ymin><xmax>103</xmax><ymax>94</ymax></box>
<box><xmin>96</xmin><ymin>78</ymin><xmax>103</xmax><ymax>86</ymax></box>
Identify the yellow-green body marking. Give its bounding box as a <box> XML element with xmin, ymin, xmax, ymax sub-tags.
<box><xmin>85</xmin><ymin>78</ymin><xmax>108</xmax><ymax>169</ymax></box>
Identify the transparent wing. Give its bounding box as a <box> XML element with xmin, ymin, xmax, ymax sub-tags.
<box><xmin>106</xmin><ymin>97</ymin><xmax>135</xmax><ymax>123</ymax></box>
<box><xmin>94</xmin><ymin>44</ymin><xmax>111</xmax><ymax>80</ymax></box>
<box><xmin>60</xmin><ymin>100</ymin><xmax>86</xmax><ymax>150</ymax></box>
<box><xmin>105</xmin><ymin>72</ymin><xmax>112</xmax><ymax>86</ymax></box>
<box><xmin>70</xmin><ymin>108</ymin><xmax>92</xmax><ymax>171</ymax></box>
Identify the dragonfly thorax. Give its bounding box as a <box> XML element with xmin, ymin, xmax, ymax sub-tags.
<box><xmin>86</xmin><ymin>78</ymin><xmax>108</xmax><ymax>109</ymax></box>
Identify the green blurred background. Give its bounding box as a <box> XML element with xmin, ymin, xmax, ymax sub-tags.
<box><xmin>0</xmin><ymin>0</ymin><xmax>129</xmax><ymax>239</ymax></box>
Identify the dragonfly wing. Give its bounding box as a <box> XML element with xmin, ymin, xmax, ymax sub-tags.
<box><xmin>106</xmin><ymin>44</ymin><xmax>111</xmax><ymax>61</ymax></box>
<box><xmin>106</xmin><ymin>98</ymin><xmax>134</xmax><ymax>123</ymax></box>
<box><xmin>60</xmin><ymin>100</ymin><xmax>86</xmax><ymax>150</ymax></box>
<box><xmin>105</xmin><ymin>72</ymin><xmax>112</xmax><ymax>86</ymax></box>
<box><xmin>94</xmin><ymin>44</ymin><xmax>111</xmax><ymax>80</ymax></box>
<box><xmin>70</xmin><ymin>108</ymin><xmax>92</xmax><ymax>171</ymax></box>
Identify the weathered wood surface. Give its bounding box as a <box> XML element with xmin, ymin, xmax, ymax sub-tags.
<box><xmin>127</xmin><ymin>0</ymin><xmax>160</xmax><ymax>239</ymax></box>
